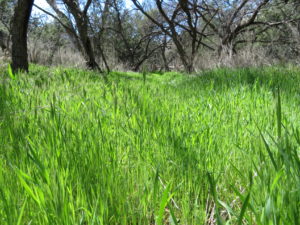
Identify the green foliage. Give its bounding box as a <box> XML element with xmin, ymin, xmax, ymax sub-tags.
<box><xmin>0</xmin><ymin>0</ymin><xmax>15</xmax><ymax>31</ymax></box>
<box><xmin>0</xmin><ymin>65</ymin><xmax>299</xmax><ymax>224</ymax></box>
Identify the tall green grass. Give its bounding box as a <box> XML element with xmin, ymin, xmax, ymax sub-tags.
<box><xmin>0</xmin><ymin>65</ymin><xmax>299</xmax><ymax>224</ymax></box>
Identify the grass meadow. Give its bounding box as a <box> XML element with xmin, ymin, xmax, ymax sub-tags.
<box><xmin>0</xmin><ymin>65</ymin><xmax>299</xmax><ymax>224</ymax></box>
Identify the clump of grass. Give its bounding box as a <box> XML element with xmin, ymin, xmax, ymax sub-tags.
<box><xmin>0</xmin><ymin>65</ymin><xmax>299</xmax><ymax>224</ymax></box>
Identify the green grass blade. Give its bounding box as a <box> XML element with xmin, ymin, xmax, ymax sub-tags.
<box><xmin>237</xmin><ymin>192</ymin><xmax>251</xmax><ymax>225</ymax></box>
<box><xmin>7</xmin><ymin>64</ymin><xmax>15</xmax><ymax>80</ymax></box>
<box><xmin>157</xmin><ymin>184</ymin><xmax>173</xmax><ymax>225</ymax></box>
<box><xmin>276</xmin><ymin>87</ymin><xmax>282</xmax><ymax>140</ymax></box>
<box><xmin>16</xmin><ymin>197</ymin><xmax>27</xmax><ymax>225</ymax></box>
<box><xmin>207</xmin><ymin>173</ymin><xmax>224</xmax><ymax>225</ymax></box>
<box><xmin>259</xmin><ymin>130</ymin><xmax>278</xmax><ymax>171</ymax></box>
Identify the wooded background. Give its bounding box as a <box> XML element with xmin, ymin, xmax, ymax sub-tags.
<box><xmin>1</xmin><ymin>0</ymin><xmax>299</xmax><ymax>73</ymax></box>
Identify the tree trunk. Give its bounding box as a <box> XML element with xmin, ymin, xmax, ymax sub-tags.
<box><xmin>161</xmin><ymin>35</ymin><xmax>170</xmax><ymax>71</ymax></box>
<box><xmin>76</xmin><ymin>21</ymin><xmax>98</xmax><ymax>70</ymax></box>
<box><xmin>0</xmin><ymin>30</ymin><xmax>9</xmax><ymax>55</ymax></box>
<box><xmin>82</xmin><ymin>36</ymin><xmax>100</xmax><ymax>70</ymax></box>
<box><xmin>11</xmin><ymin>0</ymin><xmax>34</xmax><ymax>73</ymax></box>
<box><xmin>218</xmin><ymin>34</ymin><xmax>237</xmax><ymax>58</ymax></box>
<box><xmin>173</xmin><ymin>38</ymin><xmax>194</xmax><ymax>73</ymax></box>
<box><xmin>63</xmin><ymin>0</ymin><xmax>101</xmax><ymax>71</ymax></box>
<box><xmin>44</xmin><ymin>0</ymin><xmax>84</xmax><ymax>54</ymax></box>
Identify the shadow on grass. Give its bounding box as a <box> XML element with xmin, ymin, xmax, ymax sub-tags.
<box><xmin>21</xmin><ymin>64</ymin><xmax>300</xmax><ymax>96</ymax></box>
<box><xmin>174</xmin><ymin>66</ymin><xmax>300</xmax><ymax>95</ymax></box>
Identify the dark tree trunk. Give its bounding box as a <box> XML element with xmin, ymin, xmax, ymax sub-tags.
<box><xmin>0</xmin><ymin>30</ymin><xmax>9</xmax><ymax>52</ymax></box>
<box><xmin>76</xmin><ymin>20</ymin><xmax>98</xmax><ymax>70</ymax></box>
<box><xmin>63</xmin><ymin>0</ymin><xmax>101</xmax><ymax>71</ymax></box>
<box><xmin>171</xmin><ymin>37</ymin><xmax>194</xmax><ymax>73</ymax></box>
<box><xmin>11</xmin><ymin>0</ymin><xmax>34</xmax><ymax>73</ymax></box>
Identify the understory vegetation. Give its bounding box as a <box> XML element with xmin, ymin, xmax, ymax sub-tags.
<box><xmin>0</xmin><ymin>65</ymin><xmax>299</xmax><ymax>224</ymax></box>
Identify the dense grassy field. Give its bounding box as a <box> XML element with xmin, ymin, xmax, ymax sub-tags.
<box><xmin>0</xmin><ymin>65</ymin><xmax>299</xmax><ymax>224</ymax></box>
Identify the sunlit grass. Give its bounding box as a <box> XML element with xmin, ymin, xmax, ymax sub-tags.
<box><xmin>0</xmin><ymin>65</ymin><xmax>299</xmax><ymax>224</ymax></box>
